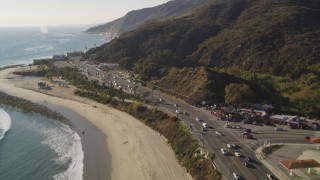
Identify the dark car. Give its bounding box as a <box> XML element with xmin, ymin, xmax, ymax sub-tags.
<box><xmin>245</xmin><ymin>156</ymin><xmax>251</xmax><ymax>162</ymax></box>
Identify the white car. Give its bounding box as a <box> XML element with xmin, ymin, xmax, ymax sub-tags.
<box><xmin>202</xmin><ymin>123</ymin><xmax>208</xmax><ymax>128</ymax></box>
<box><xmin>174</xmin><ymin>103</ymin><xmax>178</xmax><ymax>107</ymax></box>
<box><xmin>227</xmin><ymin>143</ymin><xmax>236</xmax><ymax>148</ymax></box>
<box><xmin>159</xmin><ymin>98</ymin><xmax>163</xmax><ymax>102</ymax></box>
<box><xmin>195</xmin><ymin>117</ymin><xmax>200</xmax><ymax>121</ymax></box>
<box><xmin>267</xmin><ymin>173</ymin><xmax>277</xmax><ymax>180</ymax></box>
<box><xmin>233</xmin><ymin>172</ymin><xmax>241</xmax><ymax>179</ymax></box>
<box><xmin>221</xmin><ymin>148</ymin><xmax>227</xmax><ymax>155</ymax></box>
<box><xmin>234</xmin><ymin>152</ymin><xmax>241</xmax><ymax>157</ymax></box>
<box><xmin>175</xmin><ymin>110</ymin><xmax>181</xmax><ymax>114</ymax></box>
<box><xmin>215</xmin><ymin>131</ymin><xmax>222</xmax><ymax>136</ymax></box>
<box><xmin>275</xmin><ymin>127</ymin><xmax>284</xmax><ymax>131</ymax></box>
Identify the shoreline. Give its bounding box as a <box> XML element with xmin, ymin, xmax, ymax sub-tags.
<box><xmin>41</xmin><ymin>102</ymin><xmax>111</xmax><ymax>180</ymax></box>
<box><xmin>0</xmin><ymin>66</ymin><xmax>192</xmax><ymax>180</ymax></box>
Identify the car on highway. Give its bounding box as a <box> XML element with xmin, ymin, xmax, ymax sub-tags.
<box><xmin>175</xmin><ymin>110</ymin><xmax>181</xmax><ymax>114</ymax></box>
<box><xmin>227</xmin><ymin>143</ymin><xmax>236</xmax><ymax>149</ymax></box>
<box><xmin>245</xmin><ymin>156</ymin><xmax>251</xmax><ymax>162</ymax></box>
<box><xmin>267</xmin><ymin>173</ymin><xmax>277</xmax><ymax>180</ymax></box>
<box><xmin>234</xmin><ymin>152</ymin><xmax>241</xmax><ymax>157</ymax></box>
<box><xmin>202</xmin><ymin>123</ymin><xmax>208</xmax><ymax>128</ymax></box>
<box><xmin>275</xmin><ymin>127</ymin><xmax>284</xmax><ymax>131</ymax></box>
<box><xmin>215</xmin><ymin>131</ymin><xmax>222</xmax><ymax>136</ymax></box>
<box><xmin>220</xmin><ymin>148</ymin><xmax>228</xmax><ymax>155</ymax></box>
<box><xmin>232</xmin><ymin>172</ymin><xmax>241</xmax><ymax>179</ymax></box>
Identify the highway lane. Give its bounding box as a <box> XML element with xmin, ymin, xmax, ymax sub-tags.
<box><xmin>68</xmin><ymin>60</ymin><xmax>315</xmax><ymax>179</ymax></box>
<box><xmin>152</xmin><ymin>91</ymin><xmax>269</xmax><ymax>180</ymax></box>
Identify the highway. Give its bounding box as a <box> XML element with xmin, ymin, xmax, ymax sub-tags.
<box><xmin>68</xmin><ymin>59</ymin><xmax>316</xmax><ymax>180</ymax></box>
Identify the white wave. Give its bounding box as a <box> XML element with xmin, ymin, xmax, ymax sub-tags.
<box><xmin>58</xmin><ymin>39</ymin><xmax>70</xmax><ymax>44</ymax></box>
<box><xmin>40</xmin><ymin>123</ymin><xmax>83</xmax><ymax>180</ymax></box>
<box><xmin>53</xmin><ymin>33</ymin><xmax>75</xmax><ymax>38</ymax></box>
<box><xmin>24</xmin><ymin>45</ymin><xmax>54</xmax><ymax>52</ymax></box>
<box><xmin>0</xmin><ymin>108</ymin><xmax>11</xmax><ymax>141</ymax></box>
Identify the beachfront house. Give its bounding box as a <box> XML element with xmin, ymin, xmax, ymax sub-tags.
<box><xmin>33</xmin><ymin>58</ymin><xmax>52</xmax><ymax>65</ymax></box>
<box><xmin>67</xmin><ymin>51</ymin><xmax>83</xmax><ymax>58</ymax></box>
<box><xmin>52</xmin><ymin>54</ymin><xmax>67</xmax><ymax>61</ymax></box>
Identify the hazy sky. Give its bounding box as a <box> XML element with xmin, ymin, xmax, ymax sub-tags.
<box><xmin>0</xmin><ymin>0</ymin><xmax>170</xmax><ymax>26</ymax></box>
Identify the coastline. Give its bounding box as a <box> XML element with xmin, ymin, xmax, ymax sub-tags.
<box><xmin>0</xmin><ymin>66</ymin><xmax>192</xmax><ymax>180</ymax></box>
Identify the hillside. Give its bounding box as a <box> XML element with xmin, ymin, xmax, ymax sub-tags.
<box><xmin>85</xmin><ymin>0</ymin><xmax>320</xmax><ymax>117</ymax></box>
<box><xmin>85</xmin><ymin>0</ymin><xmax>216</xmax><ymax>35</ymax></box>
<box><xmin>86</xmin><ymin>0</ymin><xmax>320</xmax><ymax>78</ymax></box>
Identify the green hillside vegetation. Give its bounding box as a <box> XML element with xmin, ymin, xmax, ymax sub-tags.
<box><xmin>86</xmin><ymin>0</ymin><xmax>216</xmax><ymax>35</ymax></box>
<box><xmin>85</xmin><ymin>0</ymin><xmax>320</xmax><ymax>117</ymax></box>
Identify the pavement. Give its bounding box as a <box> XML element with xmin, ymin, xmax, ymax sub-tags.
<box><xmin>256</xmin><ymin>144</ymin><xmax>320</xmax><ymax>180</ymax></box>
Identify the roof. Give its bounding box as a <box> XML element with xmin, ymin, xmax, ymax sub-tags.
<box><xmin>279</xmin><ymin>159</ymin><xmax>320</xmax><ymax>170</ymax></box>
<box><xmin>310</xmin><ymin>137</ymin><xmax>320</xmax><ymax>144</ymax></box>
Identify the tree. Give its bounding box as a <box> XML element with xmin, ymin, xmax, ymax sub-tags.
<box><xmin>224</xmin><ymin>83</ymin><xmax>255</xmax><ymax>104</ymax></box>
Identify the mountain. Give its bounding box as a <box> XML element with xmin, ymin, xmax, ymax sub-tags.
<box><xmin>86</xmin><ymin>0</ymin><xmax>320</xmax><ymax>78</ymax></box>
<box><xmin>85</xmin><ymin>0</ymin><xmax>219</xmax><ymax>35</ymax></box>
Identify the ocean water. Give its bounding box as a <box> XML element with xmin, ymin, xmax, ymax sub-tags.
<box><xmin>0</xmin><ymin>107</ymin><xmax>83</xmax><ymax>180</ymax></box>
<box><xmin>0</xmin><ymin>26</ymin><xmax>101</xmax><ymax>179</ymax></box>
<box><xmin>0</xmin><ymin>25</ymin><xmax>106</xmax><ymax>67</ymax></box>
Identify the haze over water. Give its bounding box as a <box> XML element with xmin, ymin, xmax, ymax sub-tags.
<box><xmin>0</xmin><ymin>25</ymin><xmax>106</xmax><ymax>67</ymax></box>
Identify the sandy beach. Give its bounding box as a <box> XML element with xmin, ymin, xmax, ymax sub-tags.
<box><xmin>0</xmin><ymin>67</ymin><xmax>192</xmax><ymax>180</ymax></box>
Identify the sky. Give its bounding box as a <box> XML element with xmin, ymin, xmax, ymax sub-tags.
<box><xmin>0</xmin><ymin>0</ymin><xmax>170</xmax><ymax>26</ymax></box>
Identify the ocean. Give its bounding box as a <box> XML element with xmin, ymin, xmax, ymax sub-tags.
<box><xmin>0</xmin><ymin>107</ymin><xmax>83</xmax><ymax>180</ymax></box>
<box><xmin>0</xmin><ymin>26</ymin><xmax>107</xmax><ymax>179</ymax></box>
<box><xmin>0</xmin><ymin>25</ymin><xmax>106</xmax><ymax>67</ymax></box>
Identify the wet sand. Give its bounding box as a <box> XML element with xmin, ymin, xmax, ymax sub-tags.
<box><xmin>0</xmin><ymin>67</ymin><xmax>192</xmax><ymax>180</ymax></box>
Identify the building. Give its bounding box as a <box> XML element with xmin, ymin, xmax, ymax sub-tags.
<box><xmin>67</xmin><ymin>51</ymin><xmax>83</xmax><ymax>58</ymax></box>
<box><xmin>33</xmin><ymin>58</ymin><xmax>52</xmax><ymax>65</ymax></box>
<box><xmin>52</xmin><ymin>54</ymin><xmax>67</xmax><ymax>61</ymax></box>
<box><xmin>270</xmin><ymin>115</ymin><xmax>319</xmax><ymax>130</ymax></box>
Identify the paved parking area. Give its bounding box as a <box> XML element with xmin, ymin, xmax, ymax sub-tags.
<box><xmin>265</xmin><ymin>145</ymin><xmax>320</xmax><ymax>180</ymax></box>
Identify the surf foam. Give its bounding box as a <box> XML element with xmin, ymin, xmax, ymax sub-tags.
<box><xmin>40</xmin><ymin>123</ymin><xmax>84</xmax><ymax>180</ymax></box>
<box><xmin>0</xmin><ymin>108</ymin><xmax>11</xmax><ymax>141</ymax></box>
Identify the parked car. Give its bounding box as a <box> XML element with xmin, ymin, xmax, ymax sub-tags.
<box><xmin>244</xmin><ymin>162</ymin><xmax>249</xmax><ymax>167</ymax></box>
<box><xmin>232</xmin><ymin>172</ymin><xmax>241</xmax><ymax>180</ymax></box>
<box><xmin>244</xmin><ymin>128</ymin><xmax>251</xmax><ymax>133</ymax></box>
<box><xmin>175</xmin><ymin>110</ymin><xmax>181</xmax><ymax>114</ymax></box>
<box><xmin>195</xmin><ymin>117</ymin><xmax>201</xmax><ymax>121</ymax></box>
<box><xmin>184</xmin><ymin>111</ymin><xmax>189</xmax><ymax>115</ymax></box>
<box><xmin>216</xmin><ymin>131</ymin><xmax>222</xmax><ymax>136</ymax></box>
